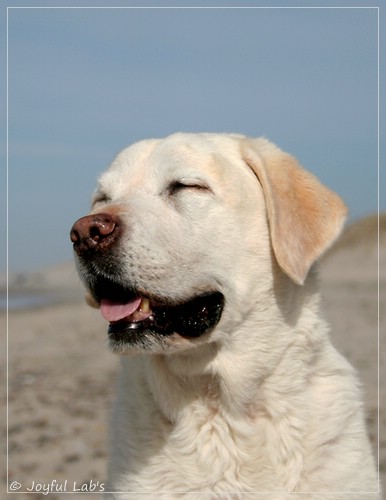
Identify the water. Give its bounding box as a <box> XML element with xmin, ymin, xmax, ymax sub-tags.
<box><xmin>0</xmin><ymin>293</ymin><xmax>60</xmax><ymax>311</ymax></box>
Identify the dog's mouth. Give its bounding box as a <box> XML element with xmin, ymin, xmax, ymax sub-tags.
<box><xmin>88</xmin><ymin>277</ymin><xmax>224</xmax><ymax>342</ymax></box>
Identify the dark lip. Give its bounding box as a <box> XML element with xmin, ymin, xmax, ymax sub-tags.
<box><xmin>87</xmin><ymin>275</ymin><xmax>140</xmax><ymax>304</ymax></box>
<box><xmin>107</xmin><ymin>291</ymin><xmax>225</xmax><ymax>340</ymax></box>
<box><xmin>84</xmin><ymin>274</ymin><xmax>224</xmax><ymax>341</ymax></box>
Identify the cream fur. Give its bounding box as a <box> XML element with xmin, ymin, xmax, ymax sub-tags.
<box><xmin>76</xmin><ymin>133</ymin><xmax>380</xmax><ymax>499</ymax></box>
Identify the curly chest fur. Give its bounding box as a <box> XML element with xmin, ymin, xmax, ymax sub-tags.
<box><xmin>108</xmin><ymin>362</ymin><xmax>299</xmax><ymax>496</ymax></box>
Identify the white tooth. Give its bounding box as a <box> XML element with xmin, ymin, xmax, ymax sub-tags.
<box><xmin>132</xmin><ymin>310</ymin><xmax>142</xmax><ymax>321</ymax></box>
<box><xmin>140</xmin><ymin>298</ymin><xmax>151</xmax><ymax>313</ymax></box>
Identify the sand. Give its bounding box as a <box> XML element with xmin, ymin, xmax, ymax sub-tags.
<box><xmin>2</xmin><ymin>214</ymin><xmax>385</xmax><ymax>498</ymax></box>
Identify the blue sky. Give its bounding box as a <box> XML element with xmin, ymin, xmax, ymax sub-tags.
<box><xmin>1</xmin><ymin>1</ymin><xmax>382</xmax><ymax>272</ymax></box>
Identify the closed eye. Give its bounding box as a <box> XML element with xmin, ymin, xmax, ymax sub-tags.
<box><xmin>168</xmin><ymin>181</ymin><xmax>211</xmax><ymax>195</ymax></box>
<box><xmin>92</xmin><ymin>192</ymin><xmax>111</xmax><ymax>206</ymax></box>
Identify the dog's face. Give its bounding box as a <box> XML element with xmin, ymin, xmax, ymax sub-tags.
<box><xmin>71</xmin><ymin>133</ymin><xmax>347</xmax><ymax>354</ymax></box>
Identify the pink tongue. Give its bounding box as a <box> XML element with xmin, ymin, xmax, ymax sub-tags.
<box><xmin>100</xmin><ymin>297</ymin><xmax>142</xmax><ymax>322</ymax></box>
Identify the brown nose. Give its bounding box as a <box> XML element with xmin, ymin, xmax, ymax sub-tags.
<box><xmin>70</xmin><ymin>213</ymin><xmax>120</xmax><ymax>255</ymax></box>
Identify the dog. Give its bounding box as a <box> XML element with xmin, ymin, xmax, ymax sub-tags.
<box><xmin>70</xmin><ymin>133</ymin><xmax>380</xmax><ymax>499</ymax></box>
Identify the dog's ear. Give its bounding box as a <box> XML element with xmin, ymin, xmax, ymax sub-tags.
<box><xmin>242</xmin><ymin>138</ymin><xmax>347</xmax><ymax>285</ymax></box>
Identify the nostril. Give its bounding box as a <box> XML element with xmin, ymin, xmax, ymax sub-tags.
<box><xmin>89</xmin><ymin>225</ymin><xmax>102</xmax><ymax>242</ymax></box>
<box><xmin>92</xmin><ymin>215</ymin><xmax>117</xmax><ymax>237</ymax></box>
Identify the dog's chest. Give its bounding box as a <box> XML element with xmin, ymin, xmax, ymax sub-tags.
<box><xmin>164</xmin><ymin>404</ymin><xmax>267</xmax><ymax>479</ymax></box>
<box><xmin>110</xmin><ymin>359</ymin><xmax>283</xmax><ymax>493</ymax></box>
<box><xmin>117</xmin><ymin>397</ymin><xmax>278</xmax><ymax>493</ymax></box>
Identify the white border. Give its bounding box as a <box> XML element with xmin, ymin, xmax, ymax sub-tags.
<box><xmin>6</xmin><ymin>4</ymin><xmax>381</xmax><ymax>496</ymax></box>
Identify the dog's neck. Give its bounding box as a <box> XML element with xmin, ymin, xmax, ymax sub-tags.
<box><xmin>141</xmin><ymin>280</ymin><xmax>326</xmax><ymax>424</ymax></box>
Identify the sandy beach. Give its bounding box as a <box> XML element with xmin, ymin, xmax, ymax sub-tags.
<box><xmin>2</xmin><ymin>214</ymin><xmax>385</xmax><ymax>498</ymax></box>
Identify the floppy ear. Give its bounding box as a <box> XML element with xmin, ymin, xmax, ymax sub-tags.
<box><xmin>241</xmin><ymin>138</ymin><xmax>347</xmax><ymax>285</ymax></box>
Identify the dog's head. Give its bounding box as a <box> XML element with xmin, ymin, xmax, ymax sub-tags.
<box><xmin>70</xmin><ymin>133</ymin><xmax>346</xmax><ymax>354</ymax></box>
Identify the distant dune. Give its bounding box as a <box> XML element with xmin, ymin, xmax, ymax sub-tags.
<box><xmin>2</xmin><ymin>261</ymin><xmax>84</xmax><ymax>301</ymax></box>
<box><xmin>327</xmin><ymin>213</ymin><xmax>386</xmax><ymax>254</ymax></box>
<box><xmin>320</xmin><ymin>213</ymin><xmax>385</xmax><ymax>284</ymax></box>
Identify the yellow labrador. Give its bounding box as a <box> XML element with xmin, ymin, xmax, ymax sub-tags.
<box><xmin>71</xmin><ymin>133</ymin><xmax>379</xmax><ymax>499</ymax></box>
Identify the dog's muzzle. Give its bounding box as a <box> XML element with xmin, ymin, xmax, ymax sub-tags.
<box><xmin>70</xmin><ymin>214</ymin><xmax>225</xmax><ymax>345</ymax></box>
